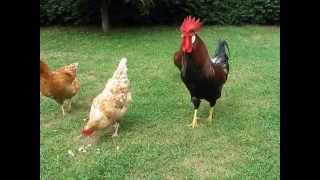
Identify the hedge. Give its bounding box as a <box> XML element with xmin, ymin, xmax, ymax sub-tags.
<box><xmin>40</xmin><ymin>0</ymin><xmax>279</xmax><ymax>26</ymax></box>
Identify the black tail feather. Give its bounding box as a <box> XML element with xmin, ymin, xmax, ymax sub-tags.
<box><xmin>214</xmin><ymin>39</ymin><xmax>230</xmax><ymax>58</ymax></box>
<box><xmin>213</xmin><ymin>40</ymin><xmax>230</xmax><ymax>73</ymax></box>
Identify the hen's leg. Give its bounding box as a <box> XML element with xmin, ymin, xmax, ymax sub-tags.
<box><xmin>68</xmin><ymin>99</ymin><xmax>72</xmax><ymax>112</ymax></box>
<box><xmin>112</xmin><ymin>122</ymin><xmax>120</xmax><ymax>137</ymax></box>
<box><xmin>61</xmin><ymin>103</ymin><xmax>65</xmax><ymax>116</ymax></box>
<box><xmin>188</xmin><ymin>97</ymin><xmax>200</xmax><ymax>128</ymax></box>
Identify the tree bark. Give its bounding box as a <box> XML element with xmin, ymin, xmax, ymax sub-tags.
<box><xmin>100</xmin><ymin>0</ymin><xmax>110</xmax><ymax>32</ymax></box>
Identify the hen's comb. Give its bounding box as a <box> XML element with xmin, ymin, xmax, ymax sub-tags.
<box><xmin>81</xmin><ymin>128</ymin><xmax>94</xmax><ymax>136</ymax></box>
<box><xmin>180</xmin><ymin>16</ymin><xmax>203</xmax><ymax>34</ymax></box>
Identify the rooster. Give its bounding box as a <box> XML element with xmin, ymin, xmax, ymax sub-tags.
<box><xmin>40</xmin><ymin>58</ymin><xmax>80</xmax><ymax>116</ymax></box>
<box><xmin>173</xmin><ymin>16</ymin><xmax>230</xmax><ymax>128</ymax></box>
<box><xmin>81</xmin><ymin>58</ymin><xmax>131</xmax><ymax>137</ymax></box>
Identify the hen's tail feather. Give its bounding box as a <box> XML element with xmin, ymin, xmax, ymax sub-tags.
<box><xmin>54</xmin><ymin>63</ymin><xmax>79</xmax><ymax>78</ymax></box>
<box><xmin>112</xmin><ymin>58</ymin><xmax>128</xmax><ymax>79</ymax></box>
<box><xmin>40</xmin><ymin>59</ymin><xmax>50</xmax><ymax>75</ymax></box>
<box><xmin>64</xmin><ymin>63</ymin><xmax>79</xmax><ymax>73</ymax></box>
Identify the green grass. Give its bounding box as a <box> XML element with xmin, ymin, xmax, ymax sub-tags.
<box><xmin>40</xmin><ymin>25</ymin><xmax>279</xmax><ymax>179</ymax></box>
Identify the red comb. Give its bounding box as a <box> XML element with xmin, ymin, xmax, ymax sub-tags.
<box><xmin>81</xmin><ymin>128</ymin><xmax>94</xmax><ymax>136</ymax></box>
<box><xmin>180</xmin><ymin>16</ymin><xmax>203</xmax><ymax>34</ymax></box>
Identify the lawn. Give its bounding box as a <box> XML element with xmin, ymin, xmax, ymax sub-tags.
<box><xmin>40</xmin><ymin>25</ymin><xmax>280</xmax><ymax>179</ymax></box>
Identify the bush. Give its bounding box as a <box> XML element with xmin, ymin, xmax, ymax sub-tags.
<box><xmin>155</xmin><ymin>0</ymin><xmax>280</xmax><ymax>25</ymax></box>
<box><xmin>40</xmin><ymin>0</ymin><xmax>280</xmax><ymax>26</ymax></box>
<box><xmin>40</xmin><ymin>0</ymin><xmax>99</xmax><ymax>25</ymax></box>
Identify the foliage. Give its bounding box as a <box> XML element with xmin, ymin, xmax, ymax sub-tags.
<box><xmin>152</xmin><ymin>0</ymin><xmax>280</xmax><ymax>25</ymax></box>
<box><xmin>40</xmin><ymin>0</ymin><xmax>280</xmax><ymax>26</ymax></box>
<box><xmin>40</xmin><ymin>0</ymin><xmax>100</xmax><ymax>25</ymax></box>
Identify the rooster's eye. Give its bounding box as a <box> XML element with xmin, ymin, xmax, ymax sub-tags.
<box><xmin>181</xmin><ymin>34</ymin><xmax>184</xmax><ymax>38</ymax></box>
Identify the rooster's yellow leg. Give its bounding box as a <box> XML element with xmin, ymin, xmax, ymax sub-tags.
<box><xmin>112</xmin><ymin>122</ymin><xmax>120</xmax><ymax>137</ymax></box>
<box><xmin>188</xmin><ymin>109</ymin><xmax>198</xmax><ymax>128</ymax></box>
<box><xmin>207</xmin><ymin>107</ymin><xmax>214</xmax><ymax>122</ymax></box>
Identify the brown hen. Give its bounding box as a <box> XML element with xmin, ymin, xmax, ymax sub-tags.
<box><xmin>40</xmin><ymin>58</ymin><xmax>80</xmax><ymax>116</ymax></box>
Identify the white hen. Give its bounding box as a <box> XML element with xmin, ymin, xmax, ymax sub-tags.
<box><xmin>81</xmin><ymin>58</ymin><xmax>131</xmax><ymax>137</ymax></box>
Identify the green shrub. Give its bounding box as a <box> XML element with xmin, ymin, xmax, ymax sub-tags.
<box><xmin>40</xmin><ymin>0</ymin><xmax>280</xmax><ymax>26</ymax></box>
<box><xmin>162</xmin><ymin>0</ymin><xmax>280</xmax><ymax>25</ymax></box>
<box><xmin>40</xmin><ymin>0</ymin><xmax>99</xmax><ymax>25</ymax></box>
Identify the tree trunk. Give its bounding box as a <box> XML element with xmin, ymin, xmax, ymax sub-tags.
<box><xmin>100</xmin><ymin>0</ymin><xmax>110</xmax><ymax>32</ymax></box>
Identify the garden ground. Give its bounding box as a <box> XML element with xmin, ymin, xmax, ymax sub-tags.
<box><xmin>40</xmin><ymin>25</ymin><xmax>279</xmax><ymax>179</ymax></box>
